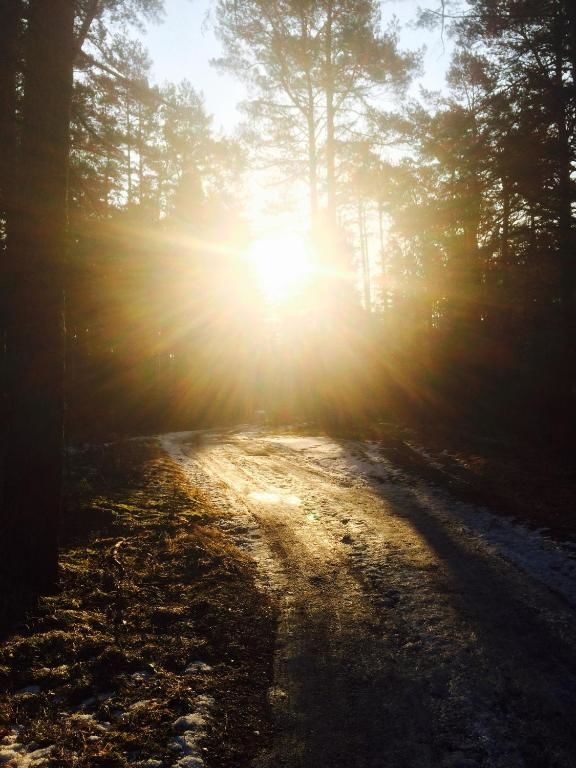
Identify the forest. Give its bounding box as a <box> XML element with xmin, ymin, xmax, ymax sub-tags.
<box><xmin>1</xmin><ymin>0</ymin><xmax>575</xmax><ymax>591</ymax></box>
<box><xmin>0</xmin><ymin>1</ymin><xmax>576</xmax><ymax>765</ymax></box>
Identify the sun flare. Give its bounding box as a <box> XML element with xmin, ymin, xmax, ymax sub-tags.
<box><xmin>248</xmin><ymin>233</ymin><xmax>313</xmax><ymax>303</ymax></box>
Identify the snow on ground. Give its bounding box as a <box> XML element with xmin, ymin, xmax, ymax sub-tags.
<box><xmin>156</xmin><ymin>427</ymin><xmax>576</xmax><ymax>766</ymax></box>
<box><xmin>159</xmin><ymin>431</ymin><xmax>204</xmax><ymax>462</ymax></box>
<box><xmin>163</xmin><ymin>428</ymin><xmax>576</xmax><ymax>608</ymax></box>
<box><xmin>168</xmin><ymin>695</ymin><xmax>213</xmax><ymax>768</ymax></box>
<box><xmin>263</xmin><ymin>434</ymin><xmax>344</xmax><ymax>455</ymax></box>
<box><xmin>410</xmin><ymin>483</ymin><xmax>576</xmax><ymax>607</ymax></box>
<box><xmin>0</xmin><ymin>732</ymin><xmax>53</xmax><ymax>768</ymax></box>
<box><xmin>160</xmin><ymin>432</ymin><xmax>286</xmax><ymax>594</ymax></box>
<box><xmin>262</xmin><ymin>433</ymin><xmax>576</xmax><ymax>608</ymax></box>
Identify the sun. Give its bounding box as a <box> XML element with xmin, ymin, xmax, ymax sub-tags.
<box><xmin>248</xmin><ymin>233</ymin><xmax>313</xmax><ymax>303</ymax></box>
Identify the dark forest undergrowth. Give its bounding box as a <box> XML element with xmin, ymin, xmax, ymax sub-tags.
<box><xmin>0</xmin><ymin>439</ymin><xmax>276</xmax><ymax>767</ymax></box>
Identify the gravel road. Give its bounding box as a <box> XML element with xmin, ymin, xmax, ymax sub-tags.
<box><xmin>162</xmin><ymin>429</ymin><xmax>576</xmax><ymax>768</ymax></box>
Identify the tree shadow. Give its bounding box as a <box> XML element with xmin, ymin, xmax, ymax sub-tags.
<box><xmin>334</xmin><ymin>441</ymin><xmax>576</xmax><ymax>765</ymax></box>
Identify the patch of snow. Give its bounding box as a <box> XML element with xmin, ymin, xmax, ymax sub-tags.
<box><xmin>159</xmin><ymin>432</ymin><xmax>205</xmax><ymax>462</ymax></box>
<box><xmin>67</xmin><ymin>712</ymin><xmax>109</xmax><ymax>731</ymax></box>
<box><xmin>131</xmin><ymin>670</ymin><xmax>153</xmax><ymax>682</ymax></box>
<box><xmin>184</xmin><ymin>662</ymin><xmax>212</xmax><ymax>674</ymax></box>
<box><xmin>0</xmin><ymin>743</ymin><xmax>54</xmax><ymax>767</ymax></box>
<box><xmin>413</xmin><ymin>484</ymin><xmax>576</xmax><ymax>607</ymax></box>
<box><xmin>404</xmin><ymin>440</ymin><xmax>446</xmax><ymax>471</ymax></box>
<box><xmin>252</xmin><ymin>432</ymin><xmax>576</xmax><ymax>608</ymax></box>
<box><xmin>166</xmin><ymin>695</ymin><xmax>214</xmax><ymax>768</ymax></box>
<box><xmin>173</xmin><ymin>713</ymin><xmax>206</xmax><ymax>732</ymax></box>
<box><xmin>193</xmin><ymin>695</ymin><xmax>214</xmax><ymax>714</ymax></box>
<box><xmin>169</xmin><ymin>732</ymin><xmax>198</xmax><ymax>752</ymax></box>
<box><xmin>174</xmin><ymin>758</ymin><xmax>205</xmax><ymax>768</ymax></box>
<box><xmin>331</xmin><ymin>440</ymin><xmax>576</xmax><ymax>608</ymax></box>
<box><xmin>263</xmin><ymin>434</ymin><xmax>344</xmax><ymax>456</ymax></box>
<box><xmin>128</xmin><ymin>699</ymin><xmax>155</xmax><ymax>712</ymax></box>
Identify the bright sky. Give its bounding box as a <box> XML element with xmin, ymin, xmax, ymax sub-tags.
<box><xmin>139</xmin><ymin>0</ymin><xmax>452</xmax><ymax>133</ymax></box>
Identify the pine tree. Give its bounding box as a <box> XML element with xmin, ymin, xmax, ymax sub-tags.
<box><xmin>1</xmin><ymin>0</ymin><xmax>76</xmax><ymax>592</ymax></box>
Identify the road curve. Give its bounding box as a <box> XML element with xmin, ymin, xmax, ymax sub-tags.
<box><xmin>162</xmin><ymin>429</ymin><xmax>576</xmax><ymax>768</ymax></box>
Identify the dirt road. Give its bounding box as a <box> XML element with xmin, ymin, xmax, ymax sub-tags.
<box><xmin>162</xmin><ymin>429</ymin><xmax>576</xmax><ymax>768</ymax></box>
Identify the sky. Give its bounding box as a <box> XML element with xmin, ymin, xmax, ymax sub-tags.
<box><xmin>139</xmin><ymin>0</ymin><xmax>453</xmax><ymax>134</ymax></box>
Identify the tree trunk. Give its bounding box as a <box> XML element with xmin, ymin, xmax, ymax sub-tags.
<box><xmin>553</xmin><ymin>12</ymin><xmax>575</xmax><ymax>430</ymax></box>
<box><xmin>138</xmin><ymin>100</ymin><xmax>144</xmax><ymax>205</ymax></box>
<box><xmin>306</xmin><ymin>94</ymin><xmax>318</xmax><ymax>222</ymax></box>
<box><xmin>300</xmin><ymin>12</ymin><xmax>318</xmax><ymax>223</ymax></box>
<box><xmin>324</xmin><ymin>0</ymin><xmax>336</xmax><ymax>227</ymax></box>
<box><xmin>1</xmin><ymin>0</ymin><xmax>75</xmax><ymax>592</ymax></box>
<box><xmin>358</xmin><ymin>199</ymin><xmax>371</xmax><ymax>310</ymax></box>
<box><xmin>0</xmin><ymin>1</ymin><xmax>23</xmax><ymax>343</ymax></box>
<box><xmin>0</xmin><ymin>1</ymin><xmax>21</xmax><ymax>223</ymax></box>
<box><xmin>378</xmin><ymin>201</ymin><xmax>387</xmax><ymax>315</ymax></box>
<box><xmin>565</xmin><ymin>0</ymin><xmax>576</xmax><ymax>89</ymax></box>
<box><xmin>126</xmin><ymin>93</ymin><xmax>132</xmax><ymax>205</ymax></box>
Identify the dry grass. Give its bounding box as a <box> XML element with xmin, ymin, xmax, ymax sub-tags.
<box><xmin>0</xmin><ymin>439</ymin><xmax>276</xmax><ymax>767</ymax></box>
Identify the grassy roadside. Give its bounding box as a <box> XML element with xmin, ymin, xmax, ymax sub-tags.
<box><xmin>0</xmin><ymin>438</ymin><xmax>276</xmax><ymax>767</ymax></box>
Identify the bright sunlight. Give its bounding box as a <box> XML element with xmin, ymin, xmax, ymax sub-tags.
<box><xmin>248</xmin><ymin>233</ymin><xmax>314</xmax><ymax>303</ymax></box>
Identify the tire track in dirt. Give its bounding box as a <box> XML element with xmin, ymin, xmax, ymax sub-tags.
<box><xmin>162</xmin><ymin>430</ymin><xmax>576</xmax><ymax>768</ymax></box>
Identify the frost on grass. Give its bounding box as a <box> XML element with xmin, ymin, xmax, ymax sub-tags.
<box><xmin>0</xmin><ymin>731</ymin><xmax>54</xmax><ymax>768</ymax></box>
<box><xmin>184</xmin><ymin>662</ymin><xmax>212</xmax><ymax>674</ymax></box>
<box><xmin>168</xmin><ymin>696</ymin><xmax>213</xmax><ymax>768</ymax></box>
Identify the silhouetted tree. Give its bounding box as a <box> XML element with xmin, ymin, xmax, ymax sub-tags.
<box><xmin>214</xmin><ymin>0</ymin><xmax>416</xmax><ymax>227</ymax></box>
<box><xmin>1</xmin><ymin>0</ymin><xmax>75</xmax><ymax>592</ymax></box>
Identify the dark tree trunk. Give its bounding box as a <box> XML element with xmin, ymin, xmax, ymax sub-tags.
<box><xmin>298</xmin><ymin>10</ymin><xmax>318</xmax><ymax>223</ymax></box>
<box><xmin>378</xmin><ymin>202</ymin><xmax>388</xmax><ymax>315</ymax></box>
<box><xmin>0</xmin><ymin>1</ymin><xmax>21</xmax><ymax>221</ymax></box>
<box><xmin>552</xmin><ymin>12</ymin><xmax>576</xmax><ymax>431</ymax></box>
<box><xmin>138</xmin><ymin>101</ymin><xmax>144</xmax><ymax>204</ymax></box>
<box><xmin>324</xmin><ymin>0</ymin><xmax>336</xmax><ymax>228</ymax></box>
<box><xmin>358</xmin><ymin>199</ymin><xmax>371</xmax><ymax>310</ymax></box>
<box><xmin>0</xmin><ymin>1</ymin><xmax>23</xmax><ymax>342</ymax></box>
<box><xmin>500</xmin><ymin>174</ymin><xmax>510</xmax><ymax>267</ymax></box>
<box><xmin>0</xmin><ymin>0</ymin><xmax>75</xmax><ymax>592</ymax></box>
<box><xmin>126</xmin><ymin>94</ymin><xmax>133</xmax><ymax>205</ymax></box>
<box><xmin>306</xmin><ymin>96</ymin><xmax>318</xmax><ymax>222</ymax></box>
